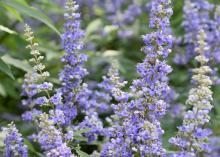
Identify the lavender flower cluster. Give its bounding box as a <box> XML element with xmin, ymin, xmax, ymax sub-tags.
<box><xmin>1</xmin><ymin>0</ymin><xmax>220</xmax><ymax>157</ymax></box>
<box><xmin>174</xmin><ymin>0</ymin><xmax>214</xmax><ymax>65</ymax></box>
<box><xmin>2</xmin><ymin>122</ymin><xmax>28</xmax><ymax>157</ymax></box>
<box><xmin>173</xmin><ymin>0</ymin><xmax>220</xmax><ymax>84</ymax></box>
<box><xmin>169</xmin><ymin>30</ymin><xmax>213</xmax><ymax>157</ymax></box>
<box><xmin>101</xmin><ymin>0</ymin><xmax>173</xmax><ymax>156</ymax></box>
<box><xmin>22</xmin><ymin>23</ymin><xmax>75</xmax><ymax>157</ymax></box>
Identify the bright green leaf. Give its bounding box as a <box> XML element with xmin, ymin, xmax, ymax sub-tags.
<box><xmin>1</xmin><ymin>54</ymin><xmax>32</xmax><ymax>72</ymax></box>
<box><xmin>0</xmin><ymin>25</ymin><xmax>17</xmax><ymax>34</ymax></box>
<box><xmin>93</xmin><ymin>7</ymin><xmax>105</xmax><ymax>16</ymax></box>
<box><xmin>0</xmin><ymin>131</ymin><xmax>6</xmax><ymax>148</ymax></box>
<box><xmin>39</xmin><ymin>46</ymin><xmax>58</xmax><ymax>61</ymax></box>
<box><xmin>86</xmin><ymin>19</ymin><xmax>102</xmax><ymax>36</ymax></box>
<box><xmin>0</xmin><ymin>0</ymin><xmax>60</xmax><ymax>35</ymax></box>
<box><xmin>72</xmin><ymin>128</ymin><xmax>91</xmax><ymax>142</ymax></box>
<box><xmin>24</xmin><ymin>139</ymin><xmax>45</xmax><ymax>157</ymax></box>
<box><xmin>103</xmin><ymin>25</ymin><xmax>118</xmax><ymax>34</ymax></box>
<box><xmin>0</xmin><ymin>58</ymin><xmax>14</xmax><ymax>79</ymax></box>
<box><xmin>3</xmin><ymin>5</ymin><xmax>23</xmax><ymax>21</ymax></box>
<box><xmin>73</xmin><ymin>148</ymin><xmax>90</xmax><ymax>157</ymax></box>
<box><xmin>73</xmin><ymin>135</ymin><xmax>88</xmax><ymax>142</ymax></box>
<box><xmin>102</xmin><ymin>50</ymin><xmax>121</xmax><ymax>57</ymax></box>
<box><xmin>74</xmin><ymin>128</ymin><xmax>91</xmax><ymax>135</ymax></box>
<box><xmin>24</xmin><ymin>139</ymin><xmax>35</xmax><ymax>153</ymax></box>
<box><xmin>0</xmin><ymin>83</ymin><xmax>6</xmax><ymax>97</ymax></box>
<box><xmin>1</xmin><ymin>78</ymin><xmax>18</xmax><ymax>98</ymax></box>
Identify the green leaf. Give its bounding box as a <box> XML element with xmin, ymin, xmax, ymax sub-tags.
<box><xmin>1</xmin><ymin>78</ymin><xmax>18</xmax><ymax>98</ymax></box>
<box><xmin>86</xmin><ymin>19</ymin><xmax>102</xmax><ymax>36</ymax></box>
<box><xmin>1</xmin><ymin>54</ymin><xmax>32</xmax><ymax>72</ymax></box>
<box><xmin>0</xmin><ymin>51</ymin><xmax>6</xmax><ymax>57</ymax></box>
<box><xmin>0</xmin><ymin>0</ymin><xmax>60</xmax><ymax>35</ymax></box>
<box><xmin>74</xmin><ymin>128</ymin><xmax>91</xmax><ymax>135</ymax></box>
<box><xmin>73</xmin><ymin>135</ymin><xmax>88</xmax><ymax>142</ymax></box>
<box><xmin>3</xmin><ymin>5</ymin><xmax>23</xmax><ymax>21</ymax></box>
<box><xmin>0</xmin><ymin>58</ymin><xmax>14</xmax><ymax>79</ymax></box>
<box><xmin>166</xmin><ymin>150</ymin><xmax>178</xmax><ymax>154</ymax></box>
<box><xmin>0</xmin><ymin>83</ymin><xmax>6</xmax><ymax>97</ymax></box>
<box><xmin>0</xmin><ymin>25</ymin><xmax>17</xmax><ymax>34</ymax></box>
<box><xmin>103</xmin><ymin>25</ymin><xmax>118</xmax><ymax>34</ymax></box>
<box><xmin>24</xmin><ymin>139</ymin><xmax>35</xmax><ymax>152</ymax></box>
<box><xmin>39</xmin><ymin>46</ymin><xmax>58</xmax><ymax>61</ymax></box>
<box><xmin>73</xmin><ymin>148</ymin><xmax>90</xmax><ymax>157</ymax></box>
<box><xmin>62</xmin><ymin>128</ymin><xmax>91</xmax><ymax>142</ymax></box>
<box><xmin>72</xmin><ymin>128</ymin><xmax>90</xmax><ymax>142</ymax></box>
<box><xmin>0</xmin><ymin>131</ymin><xmax>6</xmax><ymax>148</ymax></box>
<box><xmin>102</xmin><ymin>50</ymin><xmax>121</xmax><ymax>58</ymax></box>
<box><xmin>24</xmin><ymin>139</ymin><xmax>45</xmax><ymax>157</ymax></box>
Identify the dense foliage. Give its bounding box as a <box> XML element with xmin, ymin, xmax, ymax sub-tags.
<box><xmin>0</xmin><ymin>0</ymin><xmax>220</xmax><ymax>156</ymax></box>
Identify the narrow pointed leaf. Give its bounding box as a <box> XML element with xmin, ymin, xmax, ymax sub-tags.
<box><xmin>3</xmin><ymin>5</ymin><xmax>23</xmax><ymax>21</ymax></box>
<box><xmin>0</xmin><ymin>0</ymin><xmax>60</xmax><ymax>35</ymax></box>
<box><xmin>73</xmin><ymin>148</ymin><xmax>90</xmax><ymax>157</ymax></box>
<box><xmin>0</xmin><ymin>83</ymin><xmax>6</xmax><ymax>97</ymax></box>
<box><xmin>0</xmin><ymin>25</ymin><xmax>17</xmax><ymax>34</ymax></box>
<box><xmin>1</xmin><ymin>54</ymin><xmax>32</xmax><ymax>72</ymax></box>
<box><xmin>0</xmin><ymin>58</ymin><xmax>14</xmax><ymax>79</ymax></box>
